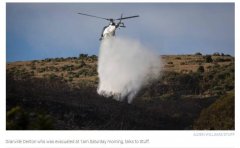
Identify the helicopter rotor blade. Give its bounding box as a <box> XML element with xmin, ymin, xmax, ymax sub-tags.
<box><xmin>77</xmin><ymin>12</ymin><xmax>110</xmax><ymax>21</ymax></box>
<box><xmin>116</xmin><ymin>15</ymin><xmax>139</xmax><ymax>20</ymax></box>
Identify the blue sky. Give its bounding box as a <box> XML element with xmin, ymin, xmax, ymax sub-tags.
<box><xmin>6</xmin><ymin>3</ymin><xmax>234</xmax><ymax>62</ymax></box>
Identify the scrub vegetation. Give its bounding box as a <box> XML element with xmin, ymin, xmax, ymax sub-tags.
<box><xmin>6</xmin><ymin>53</ymin><xmax>234</xmax><ymax>130</ymax></box>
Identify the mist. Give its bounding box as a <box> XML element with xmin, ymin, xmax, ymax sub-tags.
<box><xmin>97</xmin><ymin>37</ymin><xmax>161</xmax><ymax>103</ymax></box>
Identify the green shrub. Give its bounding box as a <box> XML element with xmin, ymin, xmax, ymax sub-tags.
<box><xmin>193</xmin><ymin>92</ymin><xmax>234</xmax><ymax>130</ymax></box>
<box><xmin>7</xmin><ymin>106</ymin><xmax>28</xmax><ymax>130</ymax></box>
<box><xmin>7</xmin><ymin>106</ymin><xmax>54</xmax><ymax>130</ymax></box>
<box><xmin>30</xmin><ymin>114</ymin><xmax>53</xmax><ymax>130</ymax></box>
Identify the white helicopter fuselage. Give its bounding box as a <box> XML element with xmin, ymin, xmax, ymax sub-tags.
<box><xmin>102</xmin><ymin>24</ymin><xmax>117</xmax><ymax>38</ymax></box>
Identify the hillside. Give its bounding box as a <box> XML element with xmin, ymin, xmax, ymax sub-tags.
<box><xmin>6</xmin><ymin>53</ymin><xmax>234</xmax><ymax>130</ymax></box>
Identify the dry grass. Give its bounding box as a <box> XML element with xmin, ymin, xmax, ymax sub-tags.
<box><xmin>162</xmin><ymin>55</ymin><xmax>233</xmax><ymax>73</ymax></box>
<box><xmin>7</xmin><ymin>54</ymin><xmax>234</xmax><ymax>87</ymax></box>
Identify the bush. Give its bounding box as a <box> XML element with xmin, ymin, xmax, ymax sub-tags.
<box><xmin>214</xmin><ymin>57</ymin><xmax>232</xmax><ymax>62</ymax></box>
<box><xmin>193</xmin><ymin>92</ymin><xmax>234</xmax><ymax>130</ymax></box>
<box><xmin>175</xmin><ymin>57</ymin><xmax>181</xmax><ymax>60</ymax></box>
<box><xmin>90</xmin><ymin>55</ymin><xmax>98</xmax><ymax>60</ymax></box>
<box><xmin>7</xmin><ymin>106</ymin><xmax>54</xmax><ymax>130</ymax></box>
<box><xmin>79</xmin><ymin>54</ymin><xmax>88</xmax><ymax>59</ymax></box>
<box><xmin>204</xmin><ymin>55</ymin><xmax>213</xmax><ymax>63</ymax></box>
<box><xmin>31</xmin><ymin>65</ymin><xmax>36</xmax><ymax>70</ymax></box>
<box><xmin>37</xmin><ymin>67</ymin><xmax>46</xmax><ymax>73</ymax></box>
<box><xmin>44</xmin><ymin>58</ymin><xmax>52</xmax><ymax>62</ymax></box>
<box><xmin>54</xmin><ymin>57</ymin><xmax>64</xmax><ymax>62</ymax></box>
<box><xmin>49</xmin><ymin>73</ymin><xmax>57</xmax><ymax>80</ymax></box>
<box><xmin>68</xmin><ymin>77</ymin><xmax>73</xmax><ymax>82</ymax></box>
<box><xmin>31</xmin><ymin>114</ymin><xmax>53</xmax><ymax>130</ymax></box>
<box><xmin>61</xmin><ymin>65</ymin><xmax>74</xmax><ymax>71</ymax></box>
<box><xmin>79</xmin><ymin>60</ymin><xmax>86</xmax><ymax>67</ymax></box>
<box><xmin>7</xmin><ymin>106</ymin><xmax>28</xmax><ymax>130</ymax></box>
<box><xmin>195</xmin><ymin>52</ymin><xmax>202</xmax><ymax>56</ymax></box>
<box><xmin>197</xmin><ymin>66</ymin><xmax>205</xmax><ymax>73</ymax></box>
<box><xmin>213</xmin><ymin>52</ymin><xmax>220</xmax><ymax>56</ymax></box>
<box><xmin>76</xmin><ymin>67</ymin><xmax>97</xmax><ymax>77</ymax></box>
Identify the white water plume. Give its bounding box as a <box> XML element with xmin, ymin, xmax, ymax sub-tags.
<box><xmin>97</xmin><ymin>37</ymin><xmax>161</xmax><ymax>103</ymax></box>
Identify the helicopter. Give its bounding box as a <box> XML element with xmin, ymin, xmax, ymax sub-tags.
<box><xmin>77</xmin><ymin>12</ymin><xmax>139</xmax><ymax>40</ymax></box>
